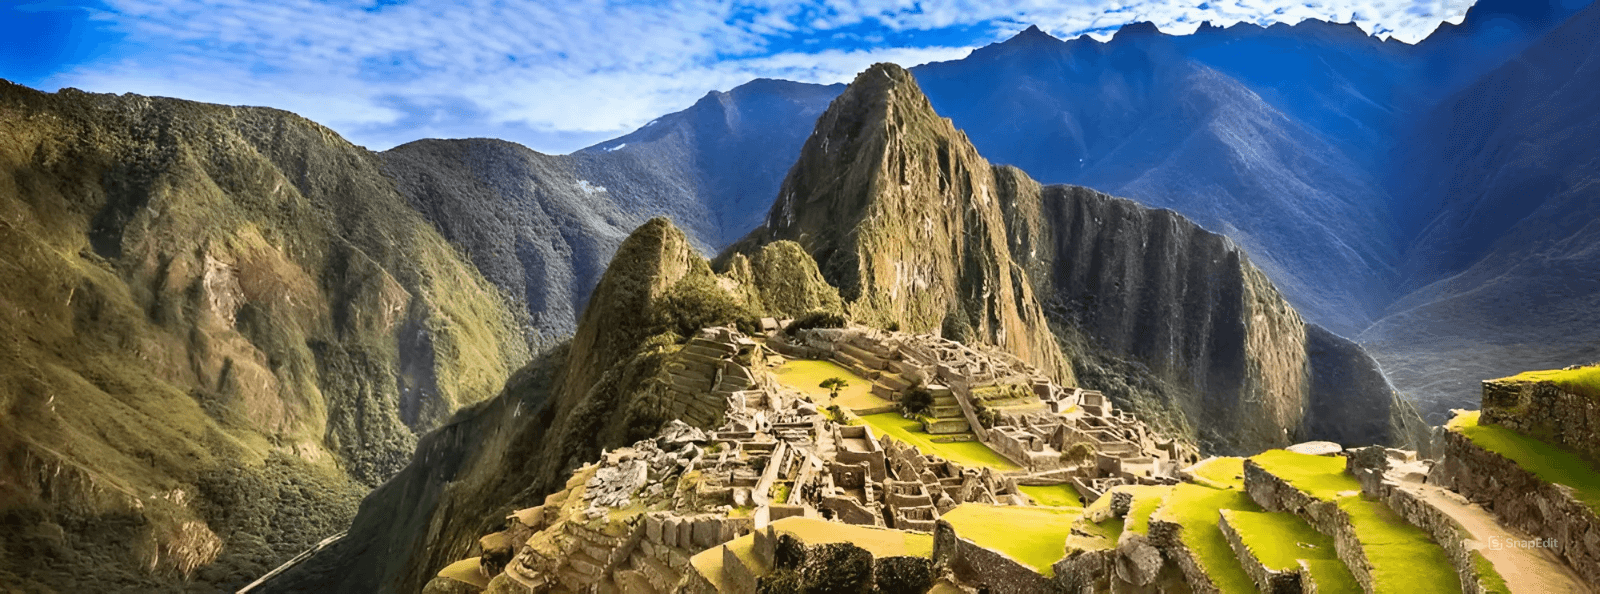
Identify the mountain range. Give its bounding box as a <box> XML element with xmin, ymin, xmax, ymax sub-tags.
<box><xmin>1</xmin><ymin>0</ymin><xmax>1596</xmax><ymax>590</ymax></box>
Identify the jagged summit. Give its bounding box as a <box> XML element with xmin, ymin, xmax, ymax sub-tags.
<box><xmin>728</xmin><ymin>62</ymin><xmax>1072</xmax><ymax>383</ymax></box>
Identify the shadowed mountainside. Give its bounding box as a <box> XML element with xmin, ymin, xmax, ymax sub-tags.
<box><xmin>1362</xmin><ymin>0</ymin><xmax>1600</xmax><ymax>422</ymax></box>
<box><xmin>0</xmin><ymin>82</ymin><xmax>528</xmax><ymax>591</ymax></box>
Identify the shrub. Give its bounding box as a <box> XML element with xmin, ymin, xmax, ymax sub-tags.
<box><xmin>901</xmin><ymin>385</ymin><xmax>934</xmax><ymax>416</ymax></box>
<box><xmin>650</xmin><ymin>274</ymin><xmax>757</xmax><ymax>340</ymax></box>
<box><xmin>1060</xmin><ymin>442</ymin><xmax>1097</xmax><ymax>467</ymax></box>
<box><xmin>885</xmin><ymin>320</ymin><xmax>901</xmax><ymax>332</ymax></box>
<box><xmin>785</xmin><ymin>309</ymin><xmax>846</xmax><ymax>335</ymax></box>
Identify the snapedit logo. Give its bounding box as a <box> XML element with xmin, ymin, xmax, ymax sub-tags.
<box><xmin>1487</xmin><ymin>536</ymin><xmax>1558</xmax><ymax>551</ymax></box>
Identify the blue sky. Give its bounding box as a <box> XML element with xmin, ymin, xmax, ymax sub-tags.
<box><xmin>2</xmin><ymin>0</ymin><xmax>1478</xmax><ymax>154</ymax></box>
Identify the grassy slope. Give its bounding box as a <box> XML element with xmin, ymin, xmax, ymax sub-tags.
<box><xmin>855</xmin><ymin>413</ymin><xmax>1018</xmax><ymax>470</ymax></box>
<box><xmin>773</xmin><ymin>359</ymin><xmax>887</xmax><ymax>410</ymax></box>
<box><xmin>772</xmin><ymin>517</ymin><xmax>933</xmax><ymax>558</ymax></box>
<box><xmin>1189</xmin><ymin>457</ymin><xmax>1247</xmax><ymax>489</ymax></box>
<box><xmin>1124</xmin><ymin>485</ymin><xmax>1173</xmax><ymax>536</ymax></box>
<box><xmin>1449</xmin><ymin>411</ymin><xmax>1600</xmax><ymax>512</ymax></box>
<box><xmin>1251</xmin><ymin>450</ymin><xmax>1461</xmax><ymax>593</ymax></box>
<box><xmin>941</xmin><ymin>504</ymin><xmax>1080</xmax><ymax>575</ymax></box>
<box><xmin>0</xmin><ymin>83</ymin><xmax>526</xmax><ymax>591</ymax></box>
<box><xmin>1154</xmin><ymin>484</ymin><xmax>1259</xmax><ymax>594</ymax></box>
<box><xmin>1018</xmin><ymin>484</ymin><xmax>1085</xmax><ymax>508</ymax></box>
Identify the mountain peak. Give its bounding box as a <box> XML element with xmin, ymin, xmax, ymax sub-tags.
<box><xmin>1112</xmin><ymin>21</ymin><xmax>1166</xmax><ymax>41</ymax></box>
<box><xmin>730</xmin><ymin>64</ymin><xmax>1073</xmax><ymax>382</ymax></box>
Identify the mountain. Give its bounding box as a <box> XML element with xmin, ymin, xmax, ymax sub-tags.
<box><xmin>0</xmin><ymin>82</ymin><xmax>528</xmax><ymax>591</ymax></box>
<box><xmin>728</xmin><ymin>63</ymin><xmax>1423</xmax><ymax>453</ymax></box>
<box><xmin>1361</xmin><ymin>0</ymin><xmax>1600</xmax><ymax>422</ymax></box>
<box><xmin>378</xmin><ymin>80</ymin><xmax>839</xmax><ymax>349</ymax></box>
<box><xmin>722</xmin><ymin>64</ymin><xmax>1072</xmax><ymax>383</ymax></box>
<box><xmin>255</xmin><ymin>65</ymin><xmax>1426</xmax><ymax>592</ymax></box>
<box><xmin>254</xmin><ymin>218</ymin><xmax>844</xmax><ymax>593</ymax></box>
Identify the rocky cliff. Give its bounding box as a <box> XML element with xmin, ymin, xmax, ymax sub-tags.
<box><xmin>724</xmin><ymin>64</ymin><xmax>1072</xmax><ymax>384</ymax></box>
<box><xmin>1000</xmin><ymin>179</ymin><xmax>1426</xmax><ymax>454</ymax></box>
<box><xmin>255</xmin><ymin>218</ymin><xmax>842</xmax><ymax>593</ymax></box>
<box><xmin>0</xmin><ymin>82</ymin><xmax>528</xmax><ymax>591</ymax></box>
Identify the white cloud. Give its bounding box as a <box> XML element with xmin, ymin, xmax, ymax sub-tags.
<box><xmin>38</xmin><ymin>0</ymin><xmax>1478</xmax><ymax>153</ymax></box>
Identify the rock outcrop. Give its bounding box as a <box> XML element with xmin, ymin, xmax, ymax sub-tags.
<box><xmin>0</xmin><ymin>82</ymin><xmax>527</xmax><ymax>590</ymax></box>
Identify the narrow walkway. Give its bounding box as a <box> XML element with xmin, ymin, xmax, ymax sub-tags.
<box><xmin>1395</xmin><ymin>474</ymin><xmax>1591</xmax><ymax>594</ymax></box>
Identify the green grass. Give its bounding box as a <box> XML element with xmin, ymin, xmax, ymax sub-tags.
<box><xmin>1340</xmin><ymin>497</ymin><xmax>1460</xmax><ymax>593</ymax></box>
<box><xmin>1124</xmin><ymin>485</ymin><xmax>1172</xmax><ymax>535</ymax></box>
<box><xmin>1152</xmin><ymin>484</ymin><xmax>1260</xmax><ymax>594</ymax></box>
<box><xmin>1497</xmin><ymin>365</ymin><xmax>1600</xmax><ymax>400</ymax></box>
<box><xmin>1251</xmin><ymin>449</ymin><xmax>1462</xmax><ymax>594</ymax></box>
<box><xmin>1221</xmin><ymin>510</ymin><xmax>1359</xmax><ymax>593</ymax></box>
<box><xmin>1471</xmin><ymin>551</ymin><xmax>1511</xmax><ymax>594</ymax></box>
<box><xmin>941</xmin><ymin>504</ymin><xmax>1080</xmax><ymax>576</ymax></box>
<box><xmin>1249</xmin><ymin>450</ymin><xmax>1361</xmax><ymax>499</ymax></box>
<box><xmin>773</xmin><ymin>359</ymin><xmax>890</xmax><ymax>410</ymax></box>
<box><xmin>771</xmin><ymin>517</ymin><xmax>933</xmax><ymax>558</ymax></box>
<box><xmin>1018</xmin><ymin>484</ymin><xmax>1085</xmax><ymax>508</ymax></box>
<box><xmin>1450</xmin><ymin>410</ymin><xmax>1600</xmax><ymax>513</ymax></box>
<box><xmin>1188</xmin><ymin>457</ymin><xmax>1246</xmax><ymax>490</ymax></box>
<box><xmin>856</xmin><ymin>412</ymin><xmax>1019</xmax><ymax>470</ymax></box>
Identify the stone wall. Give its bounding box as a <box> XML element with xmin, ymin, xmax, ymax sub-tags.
<box><xmin>1216</xmin><ymin>511</ymin><xmax>1302</xmax><ymax>594</ymax></box>
<box><xmin>1050</xmin><ymin>549</ymin><xmax>1115</xmax><ymax>593</ymax></box>
<box><xmin>1432</xmin><ymin>429</ymin><xmax>1600</xmax><ymax>585</ymax></box>
<box><xmin>1147</xmin><ymin>518</ymin><xmax>1220</xmax><ymax>594</ymax></box>
<box><xmin>1482</xmin><ymin>379</ymin><xmax>1600</xmax><ymax>463</ymax></box>
<box><xmin>932</xmin><ymin>520</ymin><xmax>1059</xmax><ymax>593</ymax></box>
<box><xmin>1242</xmin><ymin>461</ymin><xmax>1375</xmax><ymax>593</ymax></box>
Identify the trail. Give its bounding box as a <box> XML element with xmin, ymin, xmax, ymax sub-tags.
<box><xmin>1394</xmin><ymin>470</ymin><xmax>1591</xmax><ymax>594</ymax></box>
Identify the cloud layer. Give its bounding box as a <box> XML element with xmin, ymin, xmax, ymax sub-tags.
<box><xmin>29</xmin><ymin>0</ymin><xmax>1475</xmax><ymax>153</ymax></box>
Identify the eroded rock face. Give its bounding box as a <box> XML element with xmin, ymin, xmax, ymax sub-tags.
<box><xmin>0</xmin><ymin>82</ymin><xmax>527</xmax><ymax>591</ymax></box>
<box><xmin>1003</xmin><ymin>174</ymin><xmax>1425</xmax><ymax>454</ymax></box>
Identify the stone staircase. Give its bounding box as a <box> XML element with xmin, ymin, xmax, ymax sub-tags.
<box><xmin>921</xmin><ymin>385</ymin><xmax>971</xmax><ymax>436</ymax></box>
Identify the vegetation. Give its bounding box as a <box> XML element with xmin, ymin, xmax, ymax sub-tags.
<box><xmin>1124</xmin><ymin>485</ymin><xmax>1173</xmax><ymax>536</ymax></box>
<box><xmin>1018</xmin><ymin>484</ymin><xmax>1085</xmax><ymax>508</ymax></box>
<box><xmin>1221</xmin><ymin>509</ymin><xmax>1359</xmax><ymax>593</ymax></box>
<box><xmin>773</xmin><ymin>359</ymin><xmax>886</xmax><ymax>410</ymax></box>
<box><xmin>1497</xmin><ymin>364</ymin><xmax>1600</xmax><ymax>400</ymax></box>
<box><xmin>784</xmin><ymin>309</ymin><xmax>847</xmax><ymax>335</ymax></box>
<box><xmin>771</xmin><ymin>517</ymin><xmax>933</xmax><ymax>558</ymax></box>
<box><xmin>1058</xmin><ymin>442</ymin><xmax>1097</xmax><ymax>468</ymax></box>
<box><xmin>1449</xmin><ymin>411</ymin><xmax>1600</xmax><ymax>512</ymax></box>
<box><xmin>900</xmin><ymin>384</ymin><xmax>935</xmax><ymax>416</ymax></box>
<box><xmin>1151</xmin><ymin>484</ymin><xmax>1260</xmax><ymax>594</ymax></box>
<box><xmin>1471</xmin><ymin>551</ymin><xmax>1511</xmax><ymax>594</ymax></box>
<box><xmin>1250</xmin><ymin>449</ymin><xmax>1461</xmax><ymax>593</ymax></box>
<box><xmin>1249</xmin><ymin>450</ymin><xmax>1361</xmax><ymax>499</ymax></box>
<box><xmin>649</xmin><ymin>273</ymin><xmax>759</xmax><ymax>341</ymax></box>
<box><xmin>1187</xmin><ymin>457</ymin><xmax>1246</xmax><ymax>490</ymax></box>
<box><xmin>855</xmin><ymin>413</ymin><xmax>1018</xmax><ymax>470</ymax></box>
<box><xmin>941</xmin><ymin>504</ymin><xmax>1081</xmax><ymax>576</ymax></box>
<box><xmin>819</xmin><ymin>377</ymin><xmax>850</xmax><ymax>399</ymax></box>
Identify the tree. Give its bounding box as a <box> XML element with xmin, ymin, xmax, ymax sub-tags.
<box><xmin>819</xmin><ymin>377</ymin><xmax>849</xmax><ymax>399</ymax></box>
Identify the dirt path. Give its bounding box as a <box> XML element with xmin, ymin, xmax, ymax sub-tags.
<box><xmin>1396</xmin><ymin>475</ymin><xmax>1591</xmax><ymax>594</ymax></box>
